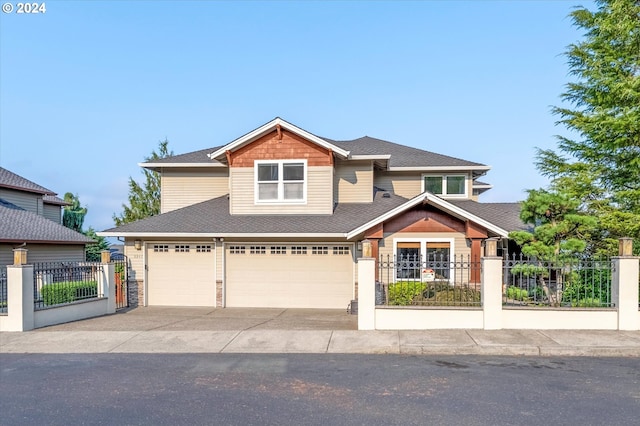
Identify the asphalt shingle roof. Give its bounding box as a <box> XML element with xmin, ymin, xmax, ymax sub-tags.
<box><xmin>0</xmin><ymin>198</ymin><xmax>95</xmax><ymax>244</ymax></box>
<box><xmin>102</xmin><ymin>190</ymin><xmax>410</xmax><ymax>235</ymax></box>
<box><xmin>447</xmin><ymin>200</ymin><xmax>529</xmax><ymax>233</ymax></box>
<box><xmin>326</xmin><ymin>136</ymin><xmax>486</xmax><ymax>168</ymax></box>
<box><xmin>0</xmin><ymin>167</ymin><xmax>56</xmax><ymax>195</ymax></box>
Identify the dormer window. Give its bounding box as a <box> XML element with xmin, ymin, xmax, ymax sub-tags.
<box><xmin>422</xmin><ymin>174</ymin><xmax>467</xmax><ymax>197</ymax></box>
<box><xmin>255</xmin><ymin>160</ymin><xmax>307</xmax><ymax>203</ymax></box>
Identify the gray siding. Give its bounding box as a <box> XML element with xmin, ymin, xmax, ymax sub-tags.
<box><xmin>0</xmin><ymin>188</ymin><xmax>41</xmax><ymax>214</ymax></box>
<box><xmin>0</xmin><ymin>244</ymin><xmax>85</xmax><ymax>266</ymax></box>
<box><xmin>43</xmin><ymin>204</ymin><xmax>62</xmax><ymax>223</ymax></box>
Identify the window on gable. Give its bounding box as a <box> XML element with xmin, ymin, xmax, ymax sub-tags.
<box><xmin>423</xmin><ymin>175</ymin><xmax>466</xmax><ymax>197</ymax></box>
<box><xmin>256</xmin><ymin>160</ymin><xmax>306</xmax><ymax>203</ymax></box>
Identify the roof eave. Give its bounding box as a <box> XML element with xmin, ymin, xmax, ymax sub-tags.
<box><xmin>388</xmin><ymin>166</ymin><xmax>491</xmax><ymax>172</ymax></box>
<box><xmin>97</xmin><ymin>232</ymin><xmax>347</xmax><ymax>238</ymax></box>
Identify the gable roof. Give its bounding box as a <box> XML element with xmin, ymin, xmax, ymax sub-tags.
<box><xmin>0</xmin><ymin>167</ymin><xmax>56</xmax><ymax>195</ymax></box>
<box><xmin>207</xmin><ymin>117</ymin><xmax>351</xmax><ymax>162</ymax></box>
<box><xmin>0</xmin><ymin>199</ymin><xmax>95</xmax><ymax>244</ymax></box>
<box><xmin>345</xmin><ymin>192</ymin><xmax>526</xmax><ymax>239</ymax></box>
<box><xmin>137</xmin><ymin>119</ymin><xmax>490</xmax><ymax>177</ymax></box>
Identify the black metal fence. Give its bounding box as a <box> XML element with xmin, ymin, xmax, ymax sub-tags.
<box><xmin>503</xmin><ymin>254</ymin><xmax>612</xmax><ymax>308</ymax></box>
<box><xmin>0</xmin><ymin>266</ymin><xmax>7</xmax><ymax>314</ymax></box>
<box><xmin>378</xmin><ymin>254</ymin><xmax>482</xmax><ymax>307</ymax></box>
<box><xmin>33</xmin><ymin>262</ymin><xmax>104</xmax><ymax>310</ymax></box>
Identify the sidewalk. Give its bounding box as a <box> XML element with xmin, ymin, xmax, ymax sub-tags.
<box><xmin>1</xmin><ymin>308</ymin><xmax>639</xmax><ymax>357</ymax></box>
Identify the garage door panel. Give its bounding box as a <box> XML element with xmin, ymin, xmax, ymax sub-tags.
<box><xmin>147</xmin><ymin>244</ymin><xmax>215</xmax><ymax>306</ymax></box>
<box><xmin>225</xmin><ymin>244</ymin><xmax>353</xmax><ymax>309</ymax></box>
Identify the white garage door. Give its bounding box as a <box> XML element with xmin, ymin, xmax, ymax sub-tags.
<box><xmin>225</xmin><ymin>244</ymin><xmax>354</xmax><ymax>309</ymax></box>
<box><xmin>146</xmin><ymin>243</ymin><xmax>216</xmax><ymax>306</ymax></box>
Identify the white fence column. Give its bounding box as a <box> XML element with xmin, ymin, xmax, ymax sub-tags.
<box><xmin>357</xmin><ymin>257</ymin><xmax>376</xmax><ymax>330</ymax></box>
<box><xmin>99</xmin><ymin>263</ymin><xmax>117</xmax><ymax>314</ymax></box>
<box><xmin>5</xmin><ymin>265</ymin><xmax>34</xmax><ymax>332</ymax></box>
<box><xmin>481</xmin><ymin>239</ymin><xmax>503</xmax><ymax>330</ymax></box>
<box><xmin>612</xmin><ymin>238</ymin><xmax>639</xmax><ymax>330</ymax></box>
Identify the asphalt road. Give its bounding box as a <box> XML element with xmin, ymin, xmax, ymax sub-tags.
<box><xmin>1</xmin><ymin>354</ymin><xmax>638</xmax><ymax>425</ymax></box>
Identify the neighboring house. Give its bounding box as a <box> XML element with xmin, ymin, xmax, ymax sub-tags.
<box><xmin>0</xmin><ymin>167</ymin><xmax>95</xmax><ymax>265</ymax></box>
<box><xmin>100</xmin><ymin>117</ymin><xmax>526</xmax><ymax>309</ymax></box>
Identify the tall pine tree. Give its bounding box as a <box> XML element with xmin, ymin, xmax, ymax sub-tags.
<box><xmin>113</xmin><ymin>139</ymin><xmax>173</xmax><ymax>226</ymax></box>
<box><xmin>536</xmin><ymin>0</ymin><xmax>640</xmax><ymax>254</ymax></box>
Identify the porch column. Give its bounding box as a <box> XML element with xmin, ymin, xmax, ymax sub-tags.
<box><xmin>481</xmin><ymin>238</ymin><xmax>503</xmax><ymax>330</ymax></box>
<box><xmin>612</xmin><ymin>238</ymin><xmax>639</xmax><ymax>331</ymax></box>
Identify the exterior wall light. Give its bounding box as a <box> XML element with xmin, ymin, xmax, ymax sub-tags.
<box><xmin>134</xmin><ymin>240</ymin><xmax>142</xmax><ymax>250</ymax></box>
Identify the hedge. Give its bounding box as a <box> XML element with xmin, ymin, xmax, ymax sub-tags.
<box><xmin>41</xmin><ymin>281</ymin><xmax>98</xmax><ymax>306</ymax></box>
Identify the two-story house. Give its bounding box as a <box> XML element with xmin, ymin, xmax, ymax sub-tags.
<box><xmin>100</xmin><ymin>118</ymin><xmax>525</xmax><ymax>309</ymax></box>
<box><xmin>0</xmin><ymin>167</ymin><xmax>95</xmax><ymax>265</ymax></box>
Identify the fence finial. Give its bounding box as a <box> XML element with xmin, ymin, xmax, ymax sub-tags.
<box><xmin>619</xmin><ymin>238</ymin><xmax>633</xmax><ymax>256</ymax></box>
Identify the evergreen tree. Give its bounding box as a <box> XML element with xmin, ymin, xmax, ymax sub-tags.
<box><xmin>84</xmin><ymin>227</ymin><xmax>110</xmax><ymax>262</ymax></box>
<box><xmin>113</xmin><ymin>139</ymin><xmax>173</xmax><ymax>226</ymax></box>
<box><xmin>536</xmin><ymin>0</ymin><xmax>640</xmax><ymax>254</ymax></box>
<box><xmin>62</xmin><ymin>192</ymin><xmax>87</xmax><ymax>232</ymax></box>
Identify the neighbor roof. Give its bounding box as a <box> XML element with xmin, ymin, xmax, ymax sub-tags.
<box><xmin>0</xmin><ymin>167</ymin><xmax>56</xmax><ymax>195</ymax></box>
<box><xmin>0</xmin><ymin>199</ymin><xmax>95</xmax><ymax>244</ymax></box>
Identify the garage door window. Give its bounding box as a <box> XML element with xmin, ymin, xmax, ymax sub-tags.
<box><xmin>291</xmin><ymin>246</ymin><xmax>307</xmax><ymax>255</ymax></box>
<box><xmin>229</xmin><ymin>246</ymin><xmax>245</xmax><ymax>254</ymax></box>
<box><xmin>153</xmin><ymin>245</ymin><xmax>169</xmax><ymax>252</ymax></box>
<box><xmin>250</xmin><ymin>246</ymin><xmax>266</xmax><ymax>254</ymax></box>
<box><xmin>312</xmin><ymin>246</ymin><xmax>328</xmax><ymax>255</ymax></box>
<box><xmin>333</xmin><ymin>246</ymin><xmax>350</xmax><ymax>255</ymax></box>
<box><xmin>196</xmin><ymin>245</ymin><xmax>212</xmax><ymax>252</ymax></box>
<box><xmin>271</xmin><ymin>246</ymin><xmax>287</xmax><ymax>254</ymax></box>
<box><xmin>175</xmin><ymin>245</ymin><xmax>190</xmax><ymax>252</ymax></box>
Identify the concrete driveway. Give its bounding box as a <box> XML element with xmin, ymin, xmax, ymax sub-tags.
<box><xmin>36</xmin><ymin>307</ymin><xmax>358</xmax><ymax>332</ymax></box>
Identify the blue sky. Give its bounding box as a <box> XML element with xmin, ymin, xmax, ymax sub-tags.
<box><xmin>1</xmin><ymin>0</ymin><xmax>593</xmax><ymax>234</ymax></box>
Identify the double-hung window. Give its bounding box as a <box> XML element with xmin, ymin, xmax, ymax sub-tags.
<box><xmin>422</xmin><ymin>174</ymin><xmax>467</xmax><ymax>197</ymax></box>
<box><xmin>255</xmin><ymin>160</ymin><xmax>306</xmax><ymax>203</ymax></box>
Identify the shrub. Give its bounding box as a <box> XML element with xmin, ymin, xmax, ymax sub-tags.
<box><xmin>571</xmin><ymin>297</ymin><xmax>602</xmax><ymax>308</ymax></box>
<box><xmin>41</xmin><ymin>281</ymin><xmax>98</xmax><ymax>306</ymax></box>
<box><xmin>388</xmin><ymin>281</ymin><xmax>426</xmax><ymax>305</ymax></box>
<box><xmin>506</xmin><ymin>286</ymin><xmax>529</xmax><ymax>301</ymax></box>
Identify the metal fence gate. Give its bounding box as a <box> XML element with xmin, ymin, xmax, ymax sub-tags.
<box><xmin>113</xmin><ymin>257</ymin><xmax>129</xmax><ymax>310</ymax></box>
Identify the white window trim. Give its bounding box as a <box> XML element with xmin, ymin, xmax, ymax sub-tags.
<box><xmin>421</xmin><ymin>174</ymin><xmax>468</xmax><ymax>198</ymax></box>
<box><xmin>392</xmin><ymin>238</ymin><xmax>455</xmax><ymax>283</ymax></box>
<box><xmin>254</xmin><ymin>159</ymin><xmax>307</xmax><ymax>204</ymax></box>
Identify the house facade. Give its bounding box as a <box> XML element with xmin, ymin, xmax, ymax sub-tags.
<box><xmin>100</xmin><ymin>118</ymin><xmax>525</xmax><ymax>309</ymax></box>
<box><xmin>0</xmin><ymin>167</ymin><xmax>95</xmax><ymax>265</ymax></box>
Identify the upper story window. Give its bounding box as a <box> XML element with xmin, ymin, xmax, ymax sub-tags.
<box><xmin>255</xmin><ymin>160</ymin><xmax>306</xmax><ymax>203</ymax></box>
<box><xmin>422</xmin><ymin>174</ymin><xmax>467</xmax><ymax>198</ymax></box>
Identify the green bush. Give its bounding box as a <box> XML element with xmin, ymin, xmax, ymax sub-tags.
<box><xmin>41</xmin><ymin>281</ymin><xmax>98</xmax><ymax>306</ymax></box>
<box><xmin>388</xmin><ymin>281</ymin><xmax>426</xmax><ymax>305</ymax></box>
<box><xmin>570</xmin><ymin>297</ymin><xmax>603</xmax><ymax>307</ymax></box>
<box><xmin>506</xmin><ymin>286</ymin><xmax>529</xmax><ymax>301</ymax></box>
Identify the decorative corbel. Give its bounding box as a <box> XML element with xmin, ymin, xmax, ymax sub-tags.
<box><xmin>276</xmin><ymin>124</ymin><xmax>283</xmax><ymax>141</ymax></box>
<box><xmin>225</xmin><ymin>150</ymin><xmax>233</xmax><ymax>166</ymax></box>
